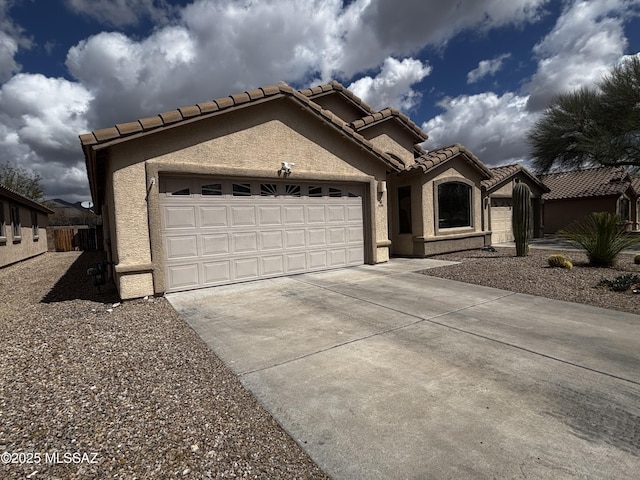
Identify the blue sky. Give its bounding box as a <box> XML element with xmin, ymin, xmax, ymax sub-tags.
<box><xmin>1</xmin><ymin>0</ymin><xmax>639</xmax><ymax>202</ymax></box>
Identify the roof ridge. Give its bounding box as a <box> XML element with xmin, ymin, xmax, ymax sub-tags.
<box><xmin>0</xmin><ymin>183</ymin><xmax>54</xmax><ymax>213</ymax></box>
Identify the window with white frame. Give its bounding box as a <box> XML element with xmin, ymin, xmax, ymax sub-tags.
<box><xmin>10</xmin><ymin>204</ymin><xmax>20</xmax><ymax>240</ymax></box>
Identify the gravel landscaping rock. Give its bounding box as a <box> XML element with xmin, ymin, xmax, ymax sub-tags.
<box><xmin>1</xmin><ymin>252</ymin><xmax>329</xmax><ymax>479</ymax></box>
<box><xmin>425</xmin><ymin>247</ymin><xmax>640</xmax><ymax>315</ymax></box>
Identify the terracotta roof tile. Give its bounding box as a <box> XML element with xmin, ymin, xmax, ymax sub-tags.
<box><xmin>231</xmin><ymin>92</ymin><xmax>251</xmax><ymax>105</ymax></box>
<box><xmin>197</xmin><ymin>101</ymin><xmax>219</xmax><ymax>113</ymax></box>
<box><xmin>482</xmin><ymin>164</ymin><xmax>550</xmax><ymax>193</ymax></box>
<box><xmin>214</xmin><ymin>97</ymin><xmax>234</xmax><ymax>109</ymax></box>
<box><xmin>178</xmin><ymin>105</ymin><xmax>201</xmax><ymax>118</ymax></box>
<box><xmin>350</xmin><ymin>107</ymin><xmax>428</xmax><ymax>141</ymax></box>
<box><xmin>80</xmin><ymin>81</ymin><xmax>405</xmax><ymax>176</ymax></box>
<box><xmin>246</xmin><ymin>88</ymin><xmax>265</xmax><ymax>100</ymax></box>
<box><xmin>159</xmin><ymin>110</ymin><xmax>183</xmax><ymax>124</ymax></box>
<box><xmin>115</xmin><ymin>121</ymin><xmax>143</xmax><ymax>136</ymax></box>
<box><xmin>0</xmin><ymin>184</ymin><xmax>54</xmax><ymax>214</ymax></box>
<box><xmin>406</xmin><ymin>144</ymin><xmax>493</xmax><ymax>178</ymax></box>
<box><xmin>93</xmin><ymin>127</ymin><xmax>120</xmax><ymax>142</ymax></box>
<box><xmin>139</xmin><ymin>116</ymin><xmax>164</xmax><ymax>129</ymax></box>
<box><xmin>540</xmin><ymin>166</ymin><xmax>632</xmax><ymax>200</ymax></box>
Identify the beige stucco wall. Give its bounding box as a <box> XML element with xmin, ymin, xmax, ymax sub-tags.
<box><xmin>388</xmin><ymin>158</ymin><xmax>490</xmax><ymax>257</ymax></box>
<box><xmin>0</xmin><ymin>204</ymin><xmax>49</xmax><ymax>268</ymax></box>
<box><xmin>104</xmin><ymin>98</ymin><xmax>391</xmax><ymax>299</ymax></box>
<box><xmin>359</xmin><ymin>122</ymin><xmax>417</xmax><ymax>167</ymax></box>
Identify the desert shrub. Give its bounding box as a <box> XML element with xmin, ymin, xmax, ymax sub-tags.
<box><xmin>598</xmin><ymin>273</ymin><xmax>640</xmax><ymax>292</ymax></box>
<box><xmin>635</xmin><ymin>253</ymin><xmax>640</xmax><ymax>265</ymax></box>
<box><xmin>560</xmin><ymin>212</ymin><xmax>637</xmax><ymax>267</ymax></box>
<box><xmin>547</xmin><ymin>254</ymin><xmax>573</xmax><ymax>269</ymax></box>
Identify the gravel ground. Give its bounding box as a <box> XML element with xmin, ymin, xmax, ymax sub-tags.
<box><xmin>425</xmin><ymin>247</ymin><xmax>640</xmax><ymax>315</ymax></box>
<box><xmin>0</xmin><ymin>251</ymin><xmax>329</xmax><ymax>480</ymax></box>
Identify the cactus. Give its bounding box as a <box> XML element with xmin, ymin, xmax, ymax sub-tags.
<box><xmin>548</xmin><ymin>254</ymin><xmax>573</xmax><ymax>269</ymax></box>
<box><xmin>512</xmin><ymin>179</ymin><xmax>532</xmax><ymax>257</ymax></box>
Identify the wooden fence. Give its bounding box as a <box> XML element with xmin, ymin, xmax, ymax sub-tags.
<box><xmin>48</xmin><ymin>226</ymin><xmax>102</xmax><ymax>252</ymax></box>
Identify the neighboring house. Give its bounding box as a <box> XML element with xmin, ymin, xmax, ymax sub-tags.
<box><xmin>482</xmin><ymin>164</ymin><xmax>550</xmax><ymax>243</ymax></box>
<box><xmin>48</xmin><ymin>198</ymin><xmax>100</xmax><ymax>226</ymax></box>
<box><xmin>0</xmin><ymin>184</ymin><xmax>53</xmax><ymax>268</ymax></box>
<box><xmin>80</xmin><ymin>81</ymin><xmax>537</xmax><ymax>299</ymax></box>
<box><xmin>540</xmin><ymin>166</ymin><xmax>640</xmax><ymax>233</ymax></box>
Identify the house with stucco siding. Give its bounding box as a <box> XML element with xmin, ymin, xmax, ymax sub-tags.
<box><xmin>0</xmin><ymin>185</ymin><xmax>53</xmax><ymax>268</ymax></box>
<box><xmin>80</xmin><ymin>81</ymin><xmax>542</xmax><ymax>300</ymax></box>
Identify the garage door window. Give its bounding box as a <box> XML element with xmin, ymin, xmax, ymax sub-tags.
<box><xmin>309</xmin><ymin>186</ymin><xmax>323</xmax><ymax>197</ymax></box>
<box><xmin>232</xmin><ymin>183</ymin><xmax>251</xmax><ymax>196</ymax></box>
<box><xmin>202</xmin><ymin>183</ymin><xmax>222</xmax><ymax>196</ymax></box>
<box><xmin>285</xmin><ymin>184</ymin><xmax>301</xmax><ymax>196</ymax></box>
<box><xmin>172</xmin><ymin>187</ymin><xmax>190</xmax><ymax>195</ymax></box>
<box><xmin>329</xmin><ymin>187</ymin><xmax>342</xmax><ymax>197</ymax></box>
<box><xmin>260</xmin><ymin>183</ymin><xmax>278</xmax><ymax>196</ymax></box>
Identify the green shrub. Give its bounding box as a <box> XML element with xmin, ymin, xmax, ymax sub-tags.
<box><xmin>598</xmin><ymin>273</ymin><xmax>640</xmax><ymax>292</ymax></box>
<box><xmin>547</xmin><ymin>254</ymin><xmax>573</xmax><ymax>269</ymax></box>
<box><xmin>635</xmin><ymin>253</ymin><xmax>640</xmax><ymax>265</ymax></box>
<box><xmin>560</xmin><ymin>212</ymin><xmax>637</xmax><ymax>267</ymax></box>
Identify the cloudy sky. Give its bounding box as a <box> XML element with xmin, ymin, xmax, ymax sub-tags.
<box><xmin>1</xmin><ymin>0</ymin><xmax>639</xmax><ymax>202</ymax></box>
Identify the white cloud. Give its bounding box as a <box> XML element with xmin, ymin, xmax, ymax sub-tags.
<box><xmin>348</xmin><ymin>57</ymin><xmax>432</xmax><ymax>111</ymax></box>
<box><xmin>339</xmin><ymin>0</ymin><xmax>548</xmax><ymax>77</ymax></box>
<box><xmin>467</xmin><ymin>53</ymin><xmax>511</xmax><ymax>84</ymax></box>
<box><xmin>0</xmin><ymin>0</ymin><xmax>32</xmax><ymax>83</ymax></box>
<box><xmin>525</xmin><ymin>0</ymin><xmax>638</xmax><ymax>110</ymax></box>
<box><xmin>0</xmin><ymin>74</ymin><xmax>93</xmax><ymax>201</ymax></box>
<box><xmin>423</xmin><ymin>92</ymin><xmax>537</xmax><ymax>166</ymax></box>
<box><xmin>64</xmin><ymin>0</ymin><xmax>175</xmax><ymax>27</ymax></box>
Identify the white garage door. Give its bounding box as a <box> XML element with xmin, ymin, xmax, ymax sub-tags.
<box><xmin>490</xmin><ymin>197</ymin><xmax>513</xmax><ymax>244</ymax></box>
<box><xmin>159</xmin><ymin>177</ymin><xmax>365</xmax><ymax>292</ymax></box>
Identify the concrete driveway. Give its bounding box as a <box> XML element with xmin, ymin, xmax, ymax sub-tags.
<box><xmin>167</xmin><ymin>259</ymin><xmax>640</xmax><ymax>479</ymax></box>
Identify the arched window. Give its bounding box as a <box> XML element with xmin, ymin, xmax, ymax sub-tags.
<box><xmin>438</xmin><ymin>182</ymin><xmax>471</xmax><ymax>228</ymax></box>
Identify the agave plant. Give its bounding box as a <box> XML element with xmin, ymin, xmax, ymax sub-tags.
<box><xmin>560</xmin><ymin>212</ymin><xmax>637</xmax><ymax>267</ymax></box>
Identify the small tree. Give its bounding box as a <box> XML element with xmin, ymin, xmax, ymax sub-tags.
<box><xmin>560</xmin><ymin>212</ymin><xmax>637</xmax><ymax>266</ymax></box>
<box><xmin>0</xmin><ymin>162</ymin><xmax>45</xmax><ymax>202</ymax></box>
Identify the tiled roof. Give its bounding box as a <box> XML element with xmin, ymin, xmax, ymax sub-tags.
<box><xmin>80</xmin><ymin>82</ymin><xmax>404</xmax><ymax>173</ymax></box>
<box><xmin>350</xmin><ymin>107</ymin><xmax>428</xmax><ymax>141</ymax></box>
<box><xmin>482</xmin><ymin>164</ymin><xmax>550</xmax><ymax>193</ymax></box>
<box><xmin>631</xmin><ymin>176</ymin><xmax>640</xmax><ymax>196</ymax></box>
<box><xmin>0</xmin><ymin>184</ymin><xmax>54</xmax><ymax>214</ymax></box>
<box><xmin>406</xmin><ymin>144</ymin><xmax>493</xmax><ymax>178</ymax></box>
<box><xmin>540</xmin><ymin>166</ymin><xmax>633</xmax><ymax>200</ymax></box>
<box><xmin>300</xmin><ymin>81</ymin><xmax>428</xmax><ymax>141</ymax></box>
<box><xmin>299</xmin><ymin>80</ymin><xmax>377</xmax><ymax>115</ymax></box>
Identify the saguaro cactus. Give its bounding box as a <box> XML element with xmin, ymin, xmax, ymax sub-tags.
<box><xmin>512</xmin><ymin>179</ymin><xmax>532</xmax><ymax>257</ymax></box>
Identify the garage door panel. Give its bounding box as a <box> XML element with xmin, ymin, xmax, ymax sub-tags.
<box><xmin>202</xmin><ymin>260</ymin><xmax>231</xmax><ymax>284</ymax></box>
<box><xmin>261</xmin><ymin>255</ymin><xmax>285</xmax><ymax>276</ymax></box>
<box><xmin>161</xmin><ymin>177</ymin><xmax>365</xmax><ymax>292</ymax></box>
<box><xmin>284</xmin><ymin>206</ymin><xmax>305</xmax><ymax>225</ymax></box>
<box><xmin>260</xmin><ymin>230</ymin><xmax>284</xmax><ymax>250</ymax></box>
<box><xmin>328</xmin><ymin>227</ymin><xmax>346</xmax><ymax>245</ymax></box>
<box><xmin>232</xmin><ymin>232</ymin><xmax>258</xmax><ymax>253</ymax></box>
<box><xmin>327</xmin><ymin>205</ymin><xmax>346</xmax><ymax>222</ymax></box>
<box><xmin>347</xmin><ymin>226</ymin><xmax>364</xmax><ymax>243</ymax></box>
<box><xmin>258</xmin><ymin>205</ymin><xmax>282</xmax><ymax>226</ymax></box>
<box><xmin>164</xmin><ymin>206</ymin><xmax>196</xmax><ymax>229</ymax></box>
<box><xmin>308</xmin><ymin>251</ymin><xmax>328</xmax><ymax>269</ymax></box>
<box><xmin>230</xmin><ymin>206</ymin><xmax>256</xmax><ymax>226</ymax></box>
<box><xmin>348</xmin><ymin>247</ymin><xmax>364</xmax><ymax>264</ymax></box>
<box><xmin>285</xmin><ymin>229</ymin><xmax>306</xmax><ymax>248</ymax></box>
<box><xmin>328</xmin><ymin>249</ymin><xmax>347</xmax><ymax>266</ymax></box>
<box><xmin>307</xmin><ymin>205</ymin><xmax>326</xmax><ymax>223</ymax></box>
<box><xmin>200</xmin><ymin>207</ymin><xmax>228</xmax><ymax>227</ymax></box>
<box><xmin>286</xmin><ymin>253</ymin><xmax>307</xmax><ymax>272</ymax></box>
<box><xmin>308</xmin><ymin>228</ymin><xmax>327</xmax><ymax>246</ymax></box>
<box><xmin>347</xmin><ymin>205</ymin><xmax>363</xmax><ymax>222</ymax></box>
<box><xmin>167</xmin><ymin>264</ymin><xmax>199</xmax><ymax>289</ymax></box>
<box><xmin>234</xmin><ymin>258</ymin><xmax>260</xmax><ymax>280</ymax></box>
<box><xmin>201</xmin><ymin>233</ymin><xmax>229</xmax><ymax>256</ymax></box>
<box><xmin>165</xmin><ymin>235</ymin><xmax>198</xmax><ymax>259</ymax></box>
